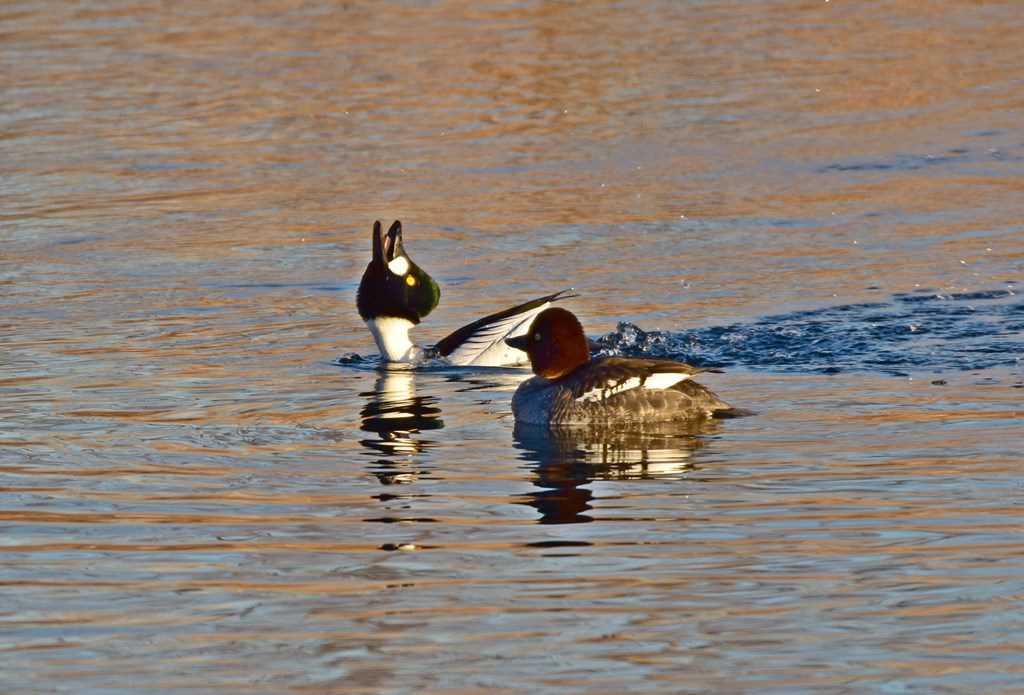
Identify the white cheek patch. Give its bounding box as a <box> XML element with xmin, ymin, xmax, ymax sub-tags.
<box><xmin>387</xmin><ymin>256</ymin><xmax>410</xmax><ymax>276</ymax></box>
<box><xmin>644</xmin><ymin>373</ymin><xmax>690</xmax><ymax>390</ymax></box>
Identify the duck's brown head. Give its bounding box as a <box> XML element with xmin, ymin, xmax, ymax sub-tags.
<box><xmin>506</xmin><ymin>307</ymin><xmax>590</xmax><ymax>379</ymax></box>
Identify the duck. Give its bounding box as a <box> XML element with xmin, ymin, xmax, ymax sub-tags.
<box><xmin>356</xmin><ymin>220</ymin><xmax>576</xmax><ymax>366</ymax></box>
<box><xmin>505</xmin><ymin>307</ymin><xmax>737</xmax><ymax>424</ymax></box>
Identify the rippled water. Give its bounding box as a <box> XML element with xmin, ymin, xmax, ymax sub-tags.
<box><xmin>598</xmin><ymin>287</ymin><xmax>1024</xmax><ymax>376</ymax></box>
<box><xmin>3</xmin><ymin>0</ymin><xmax>1024</xmax><ymax>691</ymax></box>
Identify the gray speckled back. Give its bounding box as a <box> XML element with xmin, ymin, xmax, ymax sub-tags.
<box><xmin>511</xmin><ymin>369</ymin><xmax>734</xmax><ymax>426</ymax></box>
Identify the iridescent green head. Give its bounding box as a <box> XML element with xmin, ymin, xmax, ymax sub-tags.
<box><xmin>356</xmin><ymin>220</ymin><xmax>440</xmax><ymax>324</ymax></box>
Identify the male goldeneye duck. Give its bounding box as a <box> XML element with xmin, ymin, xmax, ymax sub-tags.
<box><xmin>356</xmin><ymin>220</ymin><xmax>575</xmax><ymax>366</ymax></box>
<box><xmin>505</xmin><ymin>307</ymin><xmax>737</xmax><ymax>424</ymax></box>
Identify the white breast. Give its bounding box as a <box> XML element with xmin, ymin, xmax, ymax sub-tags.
<box><xmin>366</xmin><ymin>317</ymin><xmax>419</xmax><ymax>362</ymax></box>
<box><xmin>511</xmin><ymin>376</ymin><xmax>558</xmax><ymax>424</ymax></box>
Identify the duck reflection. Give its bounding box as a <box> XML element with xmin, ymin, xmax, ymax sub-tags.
<box><xmin>359</xmin><ymin>367</ymin><xmax>443</xmax><ymax>485</ymax></box>
<box><xmin>513</xmin><ymin>420</ymin><xmax>719</xmax><ymax>524</ymax></box>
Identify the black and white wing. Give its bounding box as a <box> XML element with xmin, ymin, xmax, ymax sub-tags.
<box><xmin>433</xmin><ymin>289</ymin><xmax>577</xmax><ymax>367</ymax></box>
<box><xmin>563</xmin><ymin>357</ymin><xmax>733</xmax><ymax>419</ymax></box>
<box><xmin>570</xmin><ymin>358</ymin><xmax>705</xmax><ymax>403</ymax></box>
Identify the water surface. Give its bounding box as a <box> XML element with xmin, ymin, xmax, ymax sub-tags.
<box><xmin>3</xmin><ymin>0</ymin><xmax>1023</xmax><ymax>691</ymax></box>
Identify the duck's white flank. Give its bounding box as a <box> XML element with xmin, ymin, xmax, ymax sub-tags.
<box><xmin>644</xmin><ymin>373</ymin><xmax>692</xmax><ymax>389</ymax></box>
<box><xmin>575</xmin><ymin>373</ymin><xmax>690</xmax><ymax>403</ymax></box>
<box><xmin>367</xmin><ymin>317</ymin><xmax>419</xmax><ymax>362</ymax></box>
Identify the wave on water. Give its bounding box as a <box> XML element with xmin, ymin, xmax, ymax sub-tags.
<box><xmin>594</xmin><ymin>288</ymin><xmax>1023</xmax><ymax>376</ymax></box>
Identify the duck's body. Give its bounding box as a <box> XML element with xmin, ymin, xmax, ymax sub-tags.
<box><xmin>356</xmin><ymin>221</ymin><xmax>574</xmax><ymax>367</ymax></box>
<box><xmin>511</xmin><ymin>356</ymin><xmax>733</xmax><ymax>425</ymax></box>
<box><xmin>506</xmin><ymin>308</ymin><xmax>735</xmax><ymax>425</ymax></box>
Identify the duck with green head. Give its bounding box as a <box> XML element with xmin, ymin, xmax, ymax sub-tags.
<box><xmin>356</xmin><ymin>220</ymin><xmax>575</xmax><ymax>366</ymax></box>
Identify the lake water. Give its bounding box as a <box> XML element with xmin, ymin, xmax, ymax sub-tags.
<box><xmin>3</xmin><ymin>0</ymin><xmax>1023</xmax><ymax>691</ymax></box>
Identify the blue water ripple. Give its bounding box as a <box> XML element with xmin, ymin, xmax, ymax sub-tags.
<box><xmin>594</xmin><ymin>289</ymin><xmax>1023</xmax><ymax>376</ymax></box>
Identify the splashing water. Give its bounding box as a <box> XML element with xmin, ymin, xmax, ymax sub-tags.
<box><xmin>594</xmin><ymin>288</ymin><xmax>1023</xmax><ymax>376</ymax></box>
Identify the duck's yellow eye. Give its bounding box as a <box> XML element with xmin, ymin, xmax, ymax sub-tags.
<box><xmin>405</xmin><ymin>274</ymin><xmax>416</xmax><ymax>287</ymax></box>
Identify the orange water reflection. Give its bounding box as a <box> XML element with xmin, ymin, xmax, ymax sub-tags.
<box><xmin>3</xmin><ymin>0</ymin><xmax>1023</xmax><ymax>691</ymax></box>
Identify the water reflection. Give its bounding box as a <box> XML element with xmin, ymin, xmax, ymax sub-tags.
<box><xmin>513</xmin><ymin>420</ymin><xmax>719</xmax><ymax>524</ymax></box>
<box><xmin>359</xmin><ymin>367</ymin><xmax>443</xmax><ymax>485</ymax></box>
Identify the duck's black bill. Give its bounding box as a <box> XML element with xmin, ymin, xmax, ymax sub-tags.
<box><xmin>383</xmin><ymin>220</ymin><xmax>403</xmax><ymax>262</ymax></box>
<box><xmin>371</xmin><ymin>220</ymin><xmax>405</xmax><ymax>264</ymax></box>
<box><xmin>371</xmin><ymin>220</ymin><xmax>385</xmax><ymax>263</ymax></box>
<box><xmin>505</xmin><ymin>335</ymin><xmax>530</xmax><ymax>351</ymax></box>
